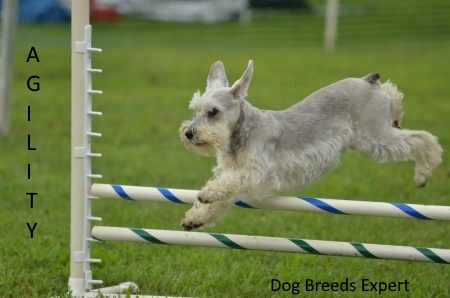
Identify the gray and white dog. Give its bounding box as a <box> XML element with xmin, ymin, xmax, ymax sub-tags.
<box><xmin>179</xmin><ymin>60</ymin><xmax>442</xmax><ymax>230</ymax></box>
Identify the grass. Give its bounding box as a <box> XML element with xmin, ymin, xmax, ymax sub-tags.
<box><xmin>1</xmin><ymin>2</ymin><xmax>450</xmax><ymax>297</ymax></box>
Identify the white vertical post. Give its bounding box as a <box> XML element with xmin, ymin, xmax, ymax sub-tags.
<box><xmin>324</xmin><ymin>0</ymin><xmax>339</xmax><ymax>52</ymax></box>
<box><xmin>0</xmin><ymin>0</ymin><xmax>17</xmax><ymax>135</ymax></box>
<box><xmin>69</xmin><ymin>1</ymin><xmax>91</xmax><ymax>296</ymax></box>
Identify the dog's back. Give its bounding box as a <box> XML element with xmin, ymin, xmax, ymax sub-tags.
<box><xmin>282</xmin><ymin>76</ymin><xmax>401</xmax><ymax>137</ymax></box>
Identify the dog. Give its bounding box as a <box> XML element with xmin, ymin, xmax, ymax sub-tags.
<box><xmin>179</xmin><ymin>60</ymin><xmax>443</xmax><ymax>230</ymax></box>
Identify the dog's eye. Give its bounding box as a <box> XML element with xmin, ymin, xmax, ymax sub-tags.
<box><xmin>207</xmin><ymin>108</ymin><xmax>219</xmax><ymax>118</ymax></box>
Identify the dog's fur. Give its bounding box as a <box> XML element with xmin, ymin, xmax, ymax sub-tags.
<box><xmin>179</xmin><ymin>60</ymin><xmax>443</xmax><ymax>230</ymax></box>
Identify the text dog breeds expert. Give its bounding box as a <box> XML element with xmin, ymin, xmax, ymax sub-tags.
<box><xmin>179</xmin><ymin>60</ymin><xmax>442</xmax><ymax>230</ymax></box>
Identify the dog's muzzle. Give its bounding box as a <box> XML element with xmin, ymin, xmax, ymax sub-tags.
<box><xmin>183</xmin><ymin>127</ymin><xmax>205</xmax><ymax>146</ymax></box>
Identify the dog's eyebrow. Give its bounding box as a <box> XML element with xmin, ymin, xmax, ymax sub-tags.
<box><xmin>188</xmin><ymin>90</ymin><xmax>202</xmax><ymax>110</ymax></box>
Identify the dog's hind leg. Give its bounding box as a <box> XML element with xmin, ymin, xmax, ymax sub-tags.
<box><xmin>181</xmin><ymin>199</ymin><xmax>232</xmax><ymax>230</ymax></box>
<box><xmin>353</xmin><ymin>128</ymin><xmax>442</xmax><ymax>187</ymax></box>
<box><xmin>351</xmin><ymin>79</ymin><xmax>442</xmax><ymax>187</ymax></box>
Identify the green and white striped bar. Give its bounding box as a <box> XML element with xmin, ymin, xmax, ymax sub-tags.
<box><xmin>92</xmin><ymin>226</ymin><xmax>450</xmax><ymax>264</ymax></box>
<box><xmin>91</xmin><ymin>183</ymin><xmax>450</xmax><ymax>221</ymax></box>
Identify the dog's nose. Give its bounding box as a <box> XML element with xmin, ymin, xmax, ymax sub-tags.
<box><xmin>185</xmin><ymin>129</ymin><xmax>194</xmax><ymax>140</ymax></box>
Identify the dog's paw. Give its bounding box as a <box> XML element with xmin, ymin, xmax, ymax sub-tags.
<box><xmin>415</xmin><ymin>174</ymin><xmax>428</xmax><ymax>188</ymax></box>
<box><xmin>181</xmin><ymin>219</ymin><xmax>204</xmax><ymax>231</ymax></box>
<box><xmin>198</xmin><ymin>188</ymin><xmax>228</xmax><ymax>204</ymax></box>
<box><xmin>197</xmin><ymin>195</ymin><xmax>211</xmax><ymax>204</ymax></box>
<box><xmin>181</xmin><ymin>206</ymin><xmax>207</xmax><ymax>231</ymax></box>
<box><xmin>414</xmin><ymin>167</ymin><xmax>431</xmax><ymax>188</ymax></box>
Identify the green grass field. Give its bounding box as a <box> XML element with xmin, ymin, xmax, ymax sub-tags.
<box><xmin>1</xmin><ymin>2</ymin><xmax>450</xmax><ymax>297</ymax></box>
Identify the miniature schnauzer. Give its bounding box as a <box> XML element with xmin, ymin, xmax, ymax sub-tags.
<box><xmin>179</xmin><ymin>60</ymin><xmax>442</xmax><ymax>230</ymax></box>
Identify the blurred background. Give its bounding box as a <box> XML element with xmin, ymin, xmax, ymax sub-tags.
<box><xmin>2</xmin><ymin>0</ymin><xmax>450</xmax><ymax>134</ymax></box>
<box><xmin>1</xmin><ymin>0</ymin><xmax>450</xmax><ymax>297</ymax></box>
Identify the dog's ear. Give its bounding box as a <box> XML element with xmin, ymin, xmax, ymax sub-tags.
<box><xmin>206</xmin><ymin>60</ymin><xmax>228</xmax><ymax>90</ymax></box>
<box><xmin>230</xmin><ymin>60</ymin><xmax>254</xmax><ymax>99</ymax></box>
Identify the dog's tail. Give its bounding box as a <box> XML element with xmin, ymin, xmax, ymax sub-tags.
<box><xmin>381</xmin><ymin>80</ymin><xmax>404</xmax><ymax>128</ymax></box>
<box><xmin>362</xmin><ymin>73</ymin><xmax>380</xmax><ymax>85</ymax></box>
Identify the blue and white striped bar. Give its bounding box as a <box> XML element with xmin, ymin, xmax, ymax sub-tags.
<box><xmin>91</xmin><ymin>183</ymin><xmax>450</xmax><ymax>221</ymax></box>
<box><xmin>92</xmin><ymin>226</ymin><xmax>450</xmax><ymax>264</ymax></box>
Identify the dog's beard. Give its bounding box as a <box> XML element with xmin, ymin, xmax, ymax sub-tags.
<box><xmin>179</xmin><ymin>121</ymin><xmax>215</xmax><ymax>157</ymax></box>
<box><xmin>181</xmin><ymin>136</ymin><xmax>215</xmax><ymax>157</ymax></box>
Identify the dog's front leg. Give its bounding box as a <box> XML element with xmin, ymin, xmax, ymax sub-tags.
<box><xmin>181</xmin><ymin>173</ymin><xmax>241</xmax><ymax>230</ymax></box>
<box><xmin>198</xmin><ymin>173</ymin><xmax>241</xmax><ymax>204</ymax></box>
